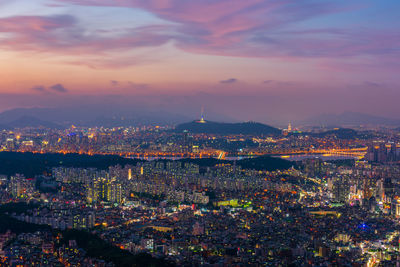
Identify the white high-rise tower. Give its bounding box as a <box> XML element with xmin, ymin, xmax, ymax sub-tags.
<box><xmin>288</xmin><ymin>122</ymin><xmax>292</xmax><ymax>132</ymax></box>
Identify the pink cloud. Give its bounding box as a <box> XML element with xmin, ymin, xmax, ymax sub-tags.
<box><xmin>0</xmin><ymin>16</ymin><xmax>174</xmax><ymax>67</ymax></box>
<box><xmin>0</xmin><ymin>0</ymin><xmax>398</xmax><ymax>71</ymax></box>
<box><xmin>53</xmin><ymin>0</ymin><xmax>399</xmax><ymax>60</ymax></box>
<box><xmin>0</xmin><ymin>15</ymin><xmax>75</xmax><ymax>51</ymax></box>
<box><xmin>0</xmin><ymin>15</ymin><xmax>74</xmax><ymax>32</ymax></box>
<box><xmin>0</xmin><ymin>16</ymin><xmax>171</xmax><ymax>53</ymax></box>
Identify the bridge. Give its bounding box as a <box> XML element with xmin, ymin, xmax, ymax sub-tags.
<box><xmin>15</xmin><ymin>147</ymin><xmax>367</xmax><ymax>160</ymax></box>
<box><xmin>261</xmin><ymin>147</ymin><xmax>368</xmax><ymax>159</ymax></box>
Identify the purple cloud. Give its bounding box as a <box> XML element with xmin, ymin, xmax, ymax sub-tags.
<box><xmin>31</xmin><ymin>85</ymin><xmax>47</xmax><ymax>92</ymax></box>
<box><xmin>109</xmin><ymin>80</ymin><xmax>148</xmax><ymax>90</ymax></box>
<box><xmin>263</xmin><ymin>80</ymin><xmax>274</xmax><ymax>84</ymax></box>
<box><xmin>220</xmin><ymin>78</ymin><xmax>238</xmax><ymax>84</ymax></box>
<box><xmin>127</xmin><ymin>82</ymin><xmax>148</xmax><ymax>90</ymax></box>
<box><xmin>49</xmin><ymin>84</ymin><xmax>68</xmax><ymax>93</ymax></box>
<box><xmin>364</xmin><ymin>81</ymin><xmax>382</xmax><ymax>88</ymax></box>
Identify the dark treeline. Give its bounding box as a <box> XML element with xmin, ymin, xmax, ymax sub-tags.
<box><xmin>0</xmin><ymin>152</ymin><xmax>293</xmax><ymax>178</ymax></box>
<box><xmin>0</xmin><ymin>152</ymin><xmax>144</xmax><ymax>177</ymax></box>
<box><xmin>61</xmin><ymin>230</ymin><xmax>174</xmax><ymax>267</ymax></box>
<box><xmin>0</xmin><ymin>214</ymin><xmax>51</xmax><ymax>235</ymax></box>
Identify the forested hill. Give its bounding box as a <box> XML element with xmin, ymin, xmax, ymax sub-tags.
<box><xmin>175</xmin><ymin>121</ymin><xmax>281</xmax><ymax>135</ymax></box>
<box><xmin>0</xmin><ymin>152</ymin><xmax>293</xmax><ymax>177</ymax></box>
<box><xmin>0</xmin><ymin>152</ymin><xmax>143</xmax><ymax>177</ymax></box>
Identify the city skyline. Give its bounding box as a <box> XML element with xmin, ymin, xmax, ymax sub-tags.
<box><xmin>2</xmin><ymin>2</ymin><xmax>400</xmax><ymax>264</ymax></box>
<box><xmin>0</xmin><ymin>0</ymin><xmax>399</xmax><ymax>122</ymax></box>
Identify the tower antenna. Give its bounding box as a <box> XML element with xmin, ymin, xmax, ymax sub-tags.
<box><xmin>199</xmin><ymin>106</ymin><xmax>206</xmax><ymax>123</ymax></box>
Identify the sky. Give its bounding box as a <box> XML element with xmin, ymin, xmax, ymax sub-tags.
<box><xmin>0</xmin><ymin>0</ymin><xmax>399</xmax><ymax>124</ymax></box>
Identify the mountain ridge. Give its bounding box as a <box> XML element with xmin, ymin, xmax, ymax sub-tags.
<box><xmin>5</xmin><ymin>116</ymin><xmax>63</xmax><ymax>129</ymax></box>
<box><xmin>0</xmin><ymin>107</ymin><xmax>193</xmax><ymax>127</ymax></box>
<box><xmin>303</xmin><ymin>111</ymin><xmax>399</xmax><ymax>126</ymax></box>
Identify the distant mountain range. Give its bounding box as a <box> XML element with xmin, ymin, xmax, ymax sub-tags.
<box><xmin>0</xmin><ymin>107</ymin><xmax>192</xmax><ymax>129</ymax></box>
<box><xmin>0</xmin><ymin>107</ymin><xmax>399</xmax><ymax>130</ymax></box>
<box><xmin>311</xmin><ymin>128</ymin><xmax>360</xmax><ymax>139</ymax></box>
<box><xmin>303</xmin><ymin>111</ymin><xmax>400</xmax><ymax>126</ymax></box>
<box><xmin>1</xmin><ymin>116</ymin><xmax>63</xmax><ymax>129</ymax></box>
<box><xmin>175</xmin><ymin>120</ymin><xmax>281</xmax><ymax>135</ymax></box>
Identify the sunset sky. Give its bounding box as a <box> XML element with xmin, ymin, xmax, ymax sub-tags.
<box><xmin>0</xmin><ymin>0</ymin><xmax>399</xmax><ymax>123</ymax></box>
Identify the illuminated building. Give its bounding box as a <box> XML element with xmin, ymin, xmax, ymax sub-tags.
<box><xmin>8</xmin><ymin>175</ymin><xmax>34</xmax><ymax>198</ymax></box>
<box><xmin>87</xmin><ymin>177</ymin><xmax>123</xmax><ymax>204</ymax></box>
<box><xmin>72</xmin><ymin>212</ymin><xmax>95</xmax><ymax>229</ymax></box>
<box><xmin>128</xmin><ymin>168</ymin><xmax>132</xmax><ymax>180</ymax></box>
